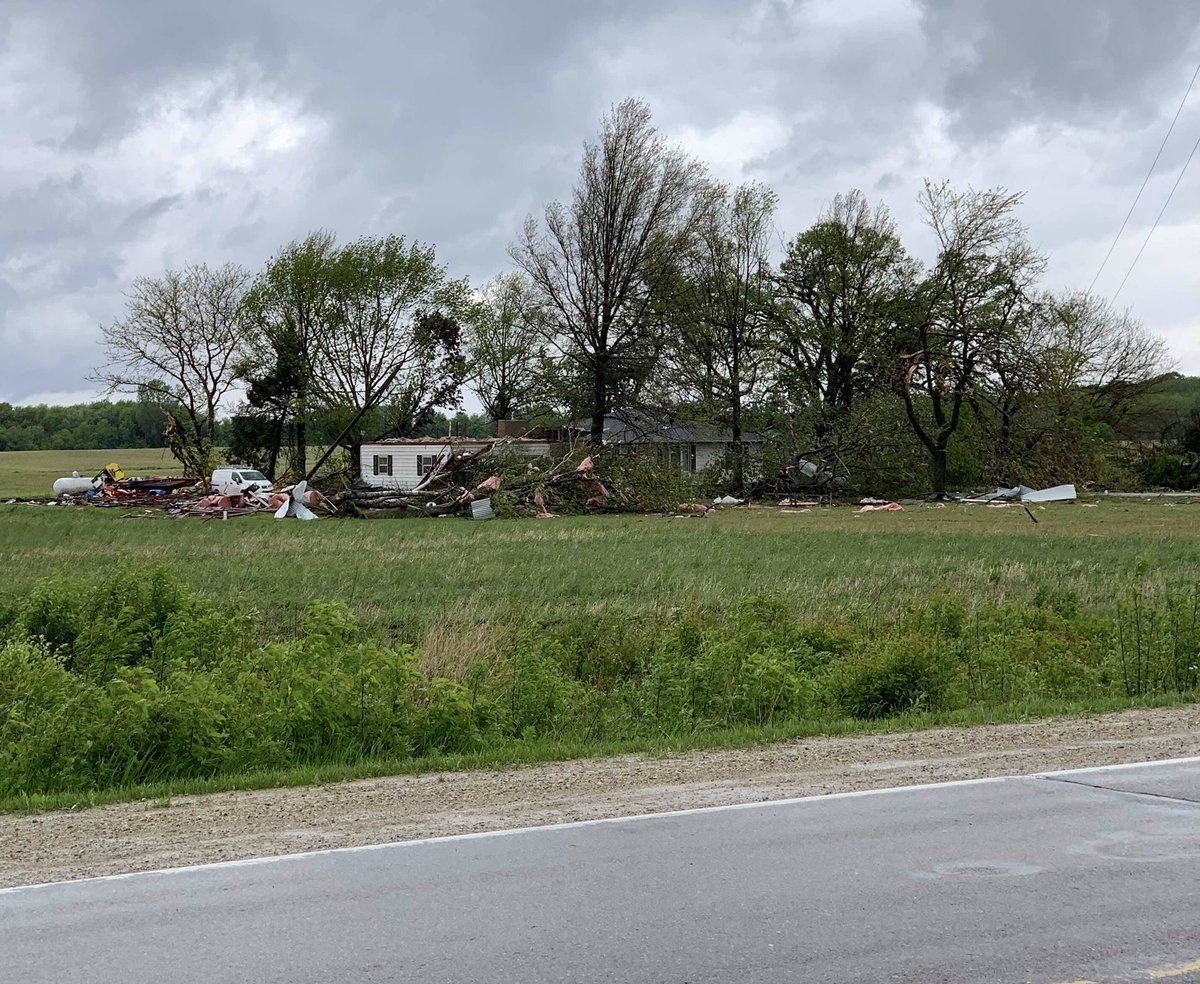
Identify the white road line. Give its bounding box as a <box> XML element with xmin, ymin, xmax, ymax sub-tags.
<box><xmin>3</xmin><ymin>755</ymin><xmax>1198</xmax><ymax>897</ymax></box>
<box><xmin>1037</xmin><ymin>754</ymin><xmax>1200</xmax><ymax>777</ymax></box>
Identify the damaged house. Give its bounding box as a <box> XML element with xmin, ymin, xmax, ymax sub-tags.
<box><xmin>359</xmin><ymin>410</ymin><xmax>762</xmax><ymax>491</ymax></box>
<box><xmin>358</xmin><ymin>426</ymin><xmax>556</xmax><ymax>492</ymax></box>
<box><xmin>348</xmin><ymin>411</ymin><xmax>762</xmax><ymax>517</ymax></box>
<box><xmin>569</xmin><ymin>410</ymin><xmax>766</xmax><ymax>476</ymax></box>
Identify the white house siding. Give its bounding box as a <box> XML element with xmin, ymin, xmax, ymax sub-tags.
<box><xmin>359</xmin><ymin>441</ymin><xmax>552</xmax><ymax>491</ymax></box>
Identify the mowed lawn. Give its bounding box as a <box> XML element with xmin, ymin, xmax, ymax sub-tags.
<box><xmin>3</xmin><ymin>496</ymin><xmax>1199</xmax><ymax>663</ymax></box>
<box><xmin>0</xmin><ymin>447</ymin><xmax>180</xmax><ymax>498</ymax></box>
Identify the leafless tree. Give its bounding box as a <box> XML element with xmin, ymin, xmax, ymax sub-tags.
<box><xmin>95</xmin><ymin>262</ymin><xmax>249</xmax><ymax>477</ymax></box>
<box><xmin>511</xmin><ymin>97</ymin><xmax>710</xmax><ymax>442</ymax></box>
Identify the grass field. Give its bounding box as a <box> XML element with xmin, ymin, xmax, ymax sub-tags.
<box><xmin>3</xmin><ymin>496</ymin><xmax>1199</xmax><ymax>648</ymax></box>
<box><xmin>0</xmin><ymin>447</ymin><xmax>179</xmax><ymax>498</ymax></box>
<box><xmin>4</xmin><ymin>449</ymin><xmax>1200</xmax><ymax>810</ymax></box>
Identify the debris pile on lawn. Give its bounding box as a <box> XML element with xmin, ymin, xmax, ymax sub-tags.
<box><xmin>186</xmin><ymin>481</ymin><xmax>332</xmax><ymax>520</ymax></box>
<box><xmin>332</xmin><ymin>440</ymin><xmax>616</xmax><ymax>518</ymax></box>
<box><xmin>23</xmin><ymin>462</ymin><xmax>334</xmax><ymax>520</ymax></box>
<box><xmin>750</xmin><ymin>453</ymin><xmax>848</xmax><ymax>499</ymax></box>
<box><xmin>856</xmin><ymin>501</ymin><xmax>903</xmax><ymax>513</ymax></box>
<box><xmin>961</xmin><ymin>484</ymin><xmax>1077</xmax><ymax>504</ymax></box>
<box><xmin>37</xmin><ymin>463</ymin><xmax>205</xmax><ymax>509</ymax></box>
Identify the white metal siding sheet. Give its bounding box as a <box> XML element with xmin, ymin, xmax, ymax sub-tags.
<box><xmin>360</xmin><ymin>445</ymin><xmax>453</xmax><ymax>491</ymax></box>
<box><xmin>359</xmin><ymin>441</ymin><xmax>551</xmax><ymax>491</ymax></box>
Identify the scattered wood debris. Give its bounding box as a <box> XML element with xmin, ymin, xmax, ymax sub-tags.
<box><xmin>332</xmin><ymin>441</ymin><xmax>613</xmax><ymax>519</ymax></box>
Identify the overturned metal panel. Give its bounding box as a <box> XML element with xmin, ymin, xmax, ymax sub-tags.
<box><xmin>967</xmin><ymin>483</ymin><xmax>1076</xmax><ymax>504</ymax></box>
<box><xmin>1021</xmin><ymin>484</ymin><xmax>1076</xmax><ymax>503</ymax></box>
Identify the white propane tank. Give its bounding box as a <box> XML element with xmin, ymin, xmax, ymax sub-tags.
<box><xmin>53</xmin><ymin>471</ymin><xmax>93</xmax><ymax>496</ymax></box>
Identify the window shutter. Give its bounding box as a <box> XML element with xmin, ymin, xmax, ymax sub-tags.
<box><xmin>372</xmin><ymin>455</ymin><xmax>380</xmax><ymax>476</ymax></box>
<box><xmin>386</xmin><ymin>455</ymin><xmax>393</xmax><ymax>476</ymax></box>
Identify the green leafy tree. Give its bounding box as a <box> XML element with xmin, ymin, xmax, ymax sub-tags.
<box><xmin>313</xmin><ymin>236</ymin><xmax>470</xmax><ymax>469</ymax></box>
<box><xmin>668</xmin><ymin>182</ymin><xmax>777</xmax><ymax>490</ymax></box>
<box><xmin>239</xmin><ymin>231</ymin><xmax>338</xmax><ymax>478</ymax></box>
<box><xmin>895</xmin><ymin>182</ymin><xmax>1044</xmax><ymax>498</ymax></box>
<box><xmin>464</xmin><ymin>273</ymin><xmax>546</xmax><ymax>423</ymax></box>
<box><xmin>774</xmin><ymin>190</ymin><xmax>915</xmax><ymax>417</ymax></box>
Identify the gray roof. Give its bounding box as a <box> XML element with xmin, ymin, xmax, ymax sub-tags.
<box><xmin>569</xmin><ymin>410</ymin><xmax>764</xmax><ymax>445</ymax></box>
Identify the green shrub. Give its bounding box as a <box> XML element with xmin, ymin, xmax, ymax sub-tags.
<box><xmin>419</xmin><ymin>678</ymin><xmax>482</xmax><ymax>753</ymax></box>
<box><xmin>1141</xmin><ymin>452</ymin><xmax>1200</xmax><ymax>491</ymax></box>
<box><xmin>3</xmin><ymin>565</ymin><xmax>1199</xmax><ymax>801</ymax></box>
<box><xmin>834</xmin><ymin>639</ymin><xmax>951</xmax><ymax>719</ymax></box>
<box><xmin>504</xmin><ymin>638</ymin><xmax>576</xmax><ymax>738</ymax></box>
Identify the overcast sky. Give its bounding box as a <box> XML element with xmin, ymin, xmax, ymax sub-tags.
<box><xmin>3</xmin><ymin>0</ymin><xmax>1200</xmax><ymax>406</ymax></box>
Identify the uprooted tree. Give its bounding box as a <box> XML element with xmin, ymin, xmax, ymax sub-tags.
<box><xmin>94</xmin><ymin>262</ymin><xmax>249</xmax><ymax>478</ymax></box>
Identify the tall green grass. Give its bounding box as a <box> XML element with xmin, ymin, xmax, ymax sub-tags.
<box><xmin>2</xmin><ymin>559</ymin><xmax>1198</xmax><ymax>808</ymax></box>
<box><xmin>3</xmin><ymin>502</ymin><xmax>1200</xmax><ymax>645</ymax></box>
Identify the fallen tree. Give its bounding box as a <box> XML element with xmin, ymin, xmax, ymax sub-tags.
<box><xmin>330</xmin><ymin>438</ymin><xmax>613</xmax><ymax>518</ymax></box>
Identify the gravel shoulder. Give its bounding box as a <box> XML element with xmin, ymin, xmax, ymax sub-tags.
<box><xmin>5</xmin><ymin>705</ymin><xmax>1200</xmax><ymax>889</ymax></box>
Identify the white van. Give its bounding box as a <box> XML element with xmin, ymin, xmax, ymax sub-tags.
<box><xmin>210</xmin><ymin>466</ymin><xmax>273</xmax><ymax>496</ymax></box>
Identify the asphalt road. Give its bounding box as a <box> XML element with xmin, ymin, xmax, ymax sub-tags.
<box><xmin>5</xmin><ymin>759</ymin><xmax>1200</xmax><ymax>984</ymax></box>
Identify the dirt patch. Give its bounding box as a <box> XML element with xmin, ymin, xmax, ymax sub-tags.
<box><xmin>5</xmin><ymin>705</ymin><xmax>1200</xmax><ymax>889</ymax></box>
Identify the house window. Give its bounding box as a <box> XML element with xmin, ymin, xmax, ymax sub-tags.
<box><xmin>372</xmin><ymin>454</ymin><xmax>393</xmax><ymax>477</ymax></box>
<box><xmin>668</xmin><ymin>444</ymin><xmax>697</xmax><ymax>472</ymax></box>
<box><xmin>417</xmin><ymin>454</ymin><xmax>439</xmax><ymax>477</ymax></box>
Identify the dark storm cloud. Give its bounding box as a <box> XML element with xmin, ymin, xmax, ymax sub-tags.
<box><xmin>918</xmin><ymin>0</ymin><xmax>1200</xmax><ymax>137</ymax></box>
<box><xmin>3</xmin><ymin>0</ymin><xmax>1200</xmax><ymax>405</ymax></box>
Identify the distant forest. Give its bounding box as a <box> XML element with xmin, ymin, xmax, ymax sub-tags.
<box><xmin>0</xmin><ymin>400</ymin><xmax>495</xmax><ymax>453</ymax></box>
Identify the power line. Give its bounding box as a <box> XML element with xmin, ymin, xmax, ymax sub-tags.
<box><xmin>1089</xmin><ymin>58</ymin><xmax>1200</xmax><ymax>294</ymax></box>
<box><xmin>1111</xmin><ymin>125</ymin><xmax>1200</xmax><ymax>302</ymax></box>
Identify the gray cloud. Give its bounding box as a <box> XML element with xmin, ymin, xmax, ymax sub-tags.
<box><xmin>3</xmin><ymin>0</ymin><xmax>1200</xmax><ymax>406</ymax></box>
<box><xmin>919</xmin><ymin>0</ymin><xmax>1200</xmax><ymax>138</ymax></box>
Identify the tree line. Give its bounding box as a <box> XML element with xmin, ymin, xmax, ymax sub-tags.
<box><xmin>0</xmin><ymin>394</ymin><xmax>165</xmax><ymax>452</ymax></box>
<box><xmin>93</xmin><ymin>97</ymin><xmax>1178</xmax><ymax>496</ymax></box>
